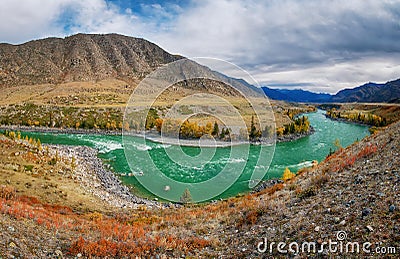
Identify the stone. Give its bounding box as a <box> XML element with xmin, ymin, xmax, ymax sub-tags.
<box><xmin>362</xmin><ymin>208</ymin><xmax>372</xmax><ymax>217</ymax></box>
<box><xmin>339</xmin><ymin>220</ymin><xmax>346</xmax><ymax>226</ymax></box>
<box><xmin>314</xmin><ymin>226</ymin><xmax>320</xmax><ymax>232</ymax></box>
<box><xmin>366</xmin><ymin>225</ymin><xmax>374</xmax><ymax>232</ymax></box>
<box><xmin>389</xmin><ymin>204</ymin><xmax>396</xmax><ymax>212</ymax></box>
<box><xmin>55</xmin><ymin>249</ymin><xmax>63</xmax><ymax>258</ymax></box>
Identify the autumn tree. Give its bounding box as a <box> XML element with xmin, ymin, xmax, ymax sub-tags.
<box><xmin>123</xmin><ymin>122</ymin><xmax>130</xmax><ymax>131</ymax></box>
<box><xmin>36</xmin><ymin>139</ymin><xmax>42</xmax><ymax>151</ymax></box>
<box><xmin>205</xmin><ymin>122</ymin><xmax>213</xmax><ymax>135</ymax></box>
<box><xmin>282</xmin><ymin>167</ymin><xmax>295</xmax><ymax>181</ymax></box>
<box><xmin>155</xmin><ymin>118</ymin><xmax>163</xmax><ymax>133</ymax></box>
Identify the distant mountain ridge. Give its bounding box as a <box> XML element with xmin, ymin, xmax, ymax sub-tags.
<box><xmin>332</xmin><ymin>79</ymin><xmax>400</xmax><ymax>103</ymax></box>
<box><xmin>262</xmin><ymin>78</ymin><xmax>400</xmax><ymax>103</ymax></box>
<box><xmin>0</xmin><ymin>33</ymin><xmax>182</xmax><ymax>86</ymax></box>
<box><xmin>1</xmin><ymin>33</ymin><xmax>398</xmax><ymax>103</ymax></box>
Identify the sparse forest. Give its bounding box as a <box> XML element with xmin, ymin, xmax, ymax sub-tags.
<box><xmin>326</xmin><ymin>108</ymin><xmax>388</xmax><ymax>127</ymax></box>
<box><xmin>276</xmin><ymin>116</ymin><xmax>311</xmax><ymax>136</ymax></box>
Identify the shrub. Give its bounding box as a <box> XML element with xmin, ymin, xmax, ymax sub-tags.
<box><xmin>24</xmin><ymin>164</ymin><xmax>34</xmax><ymax>171</ymax></box>
<box><xmin>297</xmin><ymin>186</ymin><xmax>316</xmax><ymax>199</ymax></box>
<box><xmin>282</xmin><ymin>167</ymin><xmax>295</xmax><ymax>181</ymax></box>
<box><xmin>258</xmin><ymin>183</ymin><xmax>285</xmax><ymax>196</ymax></box>
<box><xmin>310</xmin><ymin>174</ymin><xmax>330</xmax><ymax>188</ymax></box>
<box><xmin>0</xmin><ymin>185</ymin><xmax>16</xmax><ymax>200</ymax></box>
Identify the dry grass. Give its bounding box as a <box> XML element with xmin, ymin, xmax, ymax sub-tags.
<box><xmin>0</xmin><ymin>79</ymin><xmax>136</xmax><ymax>107</ymax></box>
<box><xmin>0</xmin><ymin>79</ymin><xmax>314</xmax><ymax>130</ymax></box>
<box><xmin>0</xmin><ymin>135</ymin><xmax>113</xmax><ymax>213</ymax></box>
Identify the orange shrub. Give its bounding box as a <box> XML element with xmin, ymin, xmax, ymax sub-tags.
<box><xmin>0</xmin><ymin>185</ymin><xmax>16</xmax><ymax>200</ymax></box>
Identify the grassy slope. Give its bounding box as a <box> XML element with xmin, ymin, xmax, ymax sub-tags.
<box><xmin>0</xmin><ymin>136</ymin><xmax>112</xmax><ymax>213</ymax></box>
<box><xmin>0</xmin><ymin>79</ymin><xmax>315</xmax><ymax>130</ymax></box>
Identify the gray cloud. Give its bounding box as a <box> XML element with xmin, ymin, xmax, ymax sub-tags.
<box><xmin>153</xmin><ymin>0</ymin><xmax>400</xmax><ymax>93</ymax></box>
<box><xmin>0</xmin><ymin>0</ymin><xmax>399</xmax><ymax>93</ymax></box>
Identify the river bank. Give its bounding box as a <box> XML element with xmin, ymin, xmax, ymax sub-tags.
<box><xmin>276</xmin><ymin>126</ymin><xmax>315</xmax><ymax>142</ymax></box>
<box><xmin>0</xmin><ymin>124</ymin><xmax>315</xmax><ymax>146</ymax></box>
<box><xmin>45</xmin><ymin>144</ymin><xmax>157</xmax><ymax>208</ymax></box>
<box><xmin>324</xmin><ymin>114</ymin><xmax>373</xmax><ymax>127</ymax></box>
<box><xmin>0</xmin><ymin>110</ymin><xmax>371</xmax><ymax>206</ymax></box>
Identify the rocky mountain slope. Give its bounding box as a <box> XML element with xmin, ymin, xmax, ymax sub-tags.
<box><xmin>218</xmin><ymin>120</ymin><xmax>400</xmax><ymax>257</ymax></box>
<box><xmin>262</xmin><ymin>78</ymin><xmax>400</xmax><ymax>103</ymax></box>
<box><xmin>262</xmin><ymin>87</ymin><xmax>333</xmax><ymax>103</ymax></box>
<box><xmin>0</xmin><ymin>33</ymin><xmax>182</xmax><ymax>86</ymax></box>
<box><xmin>332</xmin><ymin>78</ymin><xmax>400</xmax><ymax>103</ymax></box>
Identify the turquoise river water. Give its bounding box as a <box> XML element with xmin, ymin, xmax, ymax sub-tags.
<box><xmin>16</xmin><ymin>110</ymin><xmax>369</xmax><ymax>201</ymax></box>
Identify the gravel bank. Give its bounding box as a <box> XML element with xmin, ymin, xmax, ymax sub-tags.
<box><xmin>46</xmin><ymin>144</ymin><xmax>157</xmax><ymax>209</ymax></box>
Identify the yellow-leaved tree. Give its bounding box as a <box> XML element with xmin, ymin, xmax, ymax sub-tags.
<box><xmin>282</xmin><ymin>167</ymin><xmax>295</xmax><ymax>181</ymax></box>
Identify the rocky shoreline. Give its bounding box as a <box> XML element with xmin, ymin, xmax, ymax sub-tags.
<box><xmin>275</xmin><ymin>126</ymin><xmax>315</xmax><ymax>142</ymax></box>
<box><xmin>0</xmin><ymin>125</ymin><xmax>121</xmax><ymax>136</ymax></box>
<box><xmin>251</xmin><ymin>178</ymin><xmax>284</xmax><ymax>193</ymax></box>
<box><xmin>46</xmin><ymin>144</ymin><xmax>157</xmax><ymax>209</ymax></box>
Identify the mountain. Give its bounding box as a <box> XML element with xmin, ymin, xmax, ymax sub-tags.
<box><xmin>0</xmin><ymin>33</ymin><xmax>182</xmax><ymax>86</ymax></box>
<box><xmin>0</xmin><ymin>33</ymin><xmax>263</xmax><ymax>98</ymax></box>
<box><xmin>262</xmin><ymin>87</ymin><xmax>333</xmax><ymax>103</ymax></box>
<box><xmin>2</xmin><ymin>33</ymin><xmax>398</xmax><ymax>103</ymax></box>
<box><xmin>262</xmin><ymin>88</ymin><xmax>332</xmax><ymax>103</ymax></box>
<box><xmin>262</xmin><ymin>78</ymin><xmax>400</xmax><ymax>103</ymax></box>
<box><xmin>332</xmin><ymin>79</ymin><xmax>400</xmax><ymax>103</ymax></box>
<box><xmin>261</xmin><ymin>87</ymin><xmax>293</xmax><ymax>101</ymax></box>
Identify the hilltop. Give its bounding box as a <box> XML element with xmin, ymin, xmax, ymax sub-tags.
<box><xmin>0</xmin><ymin>33</ymin><xmax>182</xmax><ymax>86</ymax></box>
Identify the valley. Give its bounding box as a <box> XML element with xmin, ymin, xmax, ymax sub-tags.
<box><xmin>0</xmin><ymin>33</ymin><xmax>399</xmax><ymax>258</ymax></box>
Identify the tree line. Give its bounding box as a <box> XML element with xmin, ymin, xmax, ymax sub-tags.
<box><xmin>326</xmin><ymin>109</ymin><xmax>387</xmax><ymax>127</ymax></box>
<box><xmin>276</xmin><ymin>116</ymin><xmax>311</xmax><ymax>136</ymax></box>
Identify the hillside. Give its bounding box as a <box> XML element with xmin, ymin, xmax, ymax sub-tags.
<box><xmin>332</xmin><ymin>79</ymin><xmax>400</xmax><ymax>103</ymax></box>
<box><xmin>0</xmin><ymin>33</ymin><xmax>182</xmax><ymax>86</ymax></box>
<box><xmin>262</xmin><ymin>78</ymin><xmax>400</xmax><ymax>103</ymax></box>
<box><xmin>0</xmin><ymin>34</ymin><xmax>315</xmax><ymax>134</ymax></box>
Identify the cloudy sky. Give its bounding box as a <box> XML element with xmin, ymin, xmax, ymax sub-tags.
<box><xmin>1</xmin><ymin>0</ymin><xmax>399</xmax><ymax>93</ymax></box>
